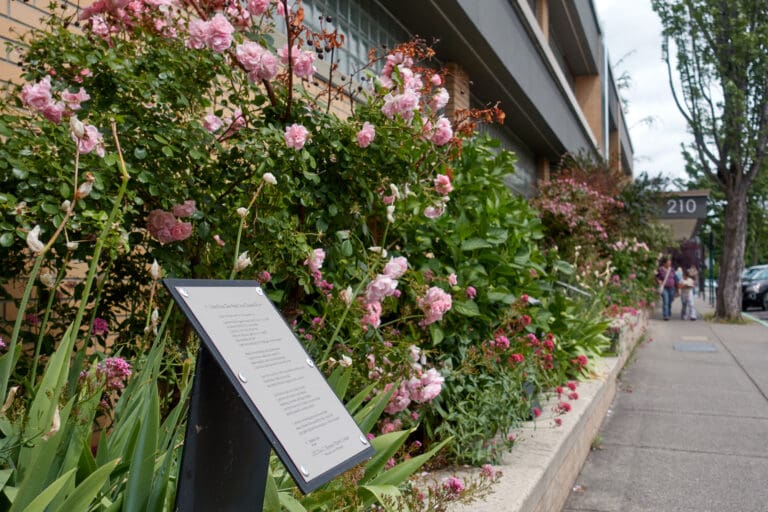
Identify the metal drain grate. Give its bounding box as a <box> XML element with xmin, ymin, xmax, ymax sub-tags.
<box><xmin>673</xmin><ymin>342</ymin><xmax>717</xmax><ymax>352</ymax></box>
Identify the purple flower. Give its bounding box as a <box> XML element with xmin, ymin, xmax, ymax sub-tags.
<box><xmin>91</xmin><ymin>317</ymin><xmax>108</xmax><ymax>336</ymax></box>
<box><xmin>442</xmin><ymin>476</ymin><xmax>465</xmax><ymax>495</ymax></box>
<box><xmin>97</xmin><ymin>357</ymin><xmax>132</xmax><ymax>391</ymax></box>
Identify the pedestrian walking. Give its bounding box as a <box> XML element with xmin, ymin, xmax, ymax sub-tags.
<box><xmin>679</xmin><ymin>269</ymin><xmax>697</xmax><ymax>320</ymax></box>
<box><xmin>656</xmin><ymin>257</ymin><xmax>679</xmax><ymax>321</ymax></box>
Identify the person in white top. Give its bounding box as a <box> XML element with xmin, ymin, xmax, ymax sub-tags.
<box><xmin>679</xmin><ymin>269</ymin><xmax>697</xmax><ymax>321</ymax></box>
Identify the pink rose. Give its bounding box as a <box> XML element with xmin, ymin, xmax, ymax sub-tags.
<box><xmin>292</xmin><ymin>51</ymin><xmax>316</xmax><ymax>79</ymax></box>
<box><xmin>423</xmin><ymin>204</ymin><xmax>445</xmax><ymax>219</ymax></box>
<box><xmin>236</xmin><ymin>42</ymin><xmax>279</xmax><ymax>81</ymax></box>
<box><xmin>187</xmin><ymin>19</ymin><xmax>208</xmax><ymax>49</ymax></box>
<box><xmin>40</xmin><ymin>101</ymin><xmax>65</xmax><ymax>124</ymax></box>
<box><xmin>172</xmin><ymin>199</ymin><xmax>196</xmax><ymax>218</ymax></box>
<box><xmin>408</xmin><ymin>368</ymin><xmax>444</xmax><ymax>403</ymax></box>
<box><xmin>147</xmin><ymin>209</ymin><xmax>176</xmax><ymax>243</ymax></box>
<box><xmin>20</xmin><ymin>76</ymin><xmax>53</xmax><ymax>110</ymax></box>
<box><xmin>356</xmin><ymin>121</ymin><xmax>375</xmax><ymax>148</ymax></box>
<box><xmin>383</xmin><ymin>256</ymin><xmax>408</xmax><ymax>279</ymax></box>
<box><xmin>364</xmin><ymin>275</ymin><xmax>398</xmax><ymax>304</ymax></box>
<box><xmin>361</xmin><ymin>301</ymin><xmax>382</xmax><ymax>330</ymax></box>
<box><xmin>247</xmin><ymin>0</ymin><xmax>269</xmax><ymax>15</ymax></box>
<box><xmin>170</xmin><ymin>221</ymin><xmax>193</xmax><ymax>241</ymax></box>
<box><xmin>72</xmin><ymin>124</ymin><xmax>104</xmax><ymax>156</ymax></box>
<box><xmin>205</xmin><ymin>14</ymin><xmax>234</xmax><ymax>53</ymax></box>
<box><xmin>429</xmin><ymin>87</ymin><xmax>449</xmax><ymax>111</ymax></box>
<box><xmin>418</xmin><ymin>286</ymin><xmax>452</xmax><ymax>325</ymax></box>
<box><xmin>284</xmin><ymin>123</ymin><xmax>309</xmax><ymax>150</ymax></box>
<box><xmin>204</xmin><ymin>114</ymin><xmax>223</xmax><ymax>132</ymax></box>
<box><xmin>431</xmin><ymin>116</ymin><xmax>453</xmax><ymax>146</ymax></box>
<box><xmin>466</xmin><ymin>286</ymin><xmax>477</xmax><ymax>299</ymax></box>
<box><xmin>434</xmin><ymin>174</ymin><xmax>453</xmax><ymax>195</ymax></box>
<box><xmin>447</xmin><ymin>273</ymin><xmax>457</xmax><ymax>286</ymax></box>
<box><xmin>61</xmin><ymin>87</ymin><xmax>91</xmax><ymax>110</ymax></box>
<box><xmin>384</xmin><ymin>382</ymin><xmax>411</xmax><ymax>414</ymax></box>
<box><xmin>305</xmin><ymin>248</ymin><xmax>325</xmax><ymax>274</ymax></box>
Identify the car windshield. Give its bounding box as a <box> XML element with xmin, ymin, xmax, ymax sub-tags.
<box><xmin>743</xmin><ymin>266</ymin><xmax>767</xmax><ymax>279</ymax></box>
<box><xmin>750</xmin><ymin>269</ymin><xmax>768</xmax><ymax>281</ymax></box>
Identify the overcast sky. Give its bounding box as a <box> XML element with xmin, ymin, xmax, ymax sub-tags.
<box><xmin>593</xmin><ymin>0</ymin><xmax>692</xmax><ymax>183</ymax></box>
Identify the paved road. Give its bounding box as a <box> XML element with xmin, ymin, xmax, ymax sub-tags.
<box><xmin>563</xmin><ymin>298</ymin><xmax>768</xmax><ymax>512</ymax></box>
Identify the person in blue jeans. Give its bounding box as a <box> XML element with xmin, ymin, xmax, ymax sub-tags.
<box><xmin>656</xmin><ymin>257</ymin><xmax>679</xmax><ymax>321</ymax></box>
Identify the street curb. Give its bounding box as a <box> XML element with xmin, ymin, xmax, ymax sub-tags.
<box><xmin>446</xmin><ymin>311</ymin><xmax>648</xmax><ymax>512</ymax></box>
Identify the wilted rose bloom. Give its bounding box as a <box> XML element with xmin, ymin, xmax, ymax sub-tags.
<box><xmin>284</xmin><ymin>123</ymin><xmax>309</xmax><ymax>150</ymax></box>
<box><xmin>172</xmin><ymin>200</ymin><xmax>196</xmax><ymax>218</ymax></box>
<box><xmin>91</xmin><ymin>317</ymin><xmax>109</xmax><ymax>336</ymax></box>
<box><xmin>424</xmin><ymin>204</ymin><xmax>445</xmax><ymax>219</ymax></box>
<box><xmin>382</xmin><ymin>256</ymin><xmax>408</xmax><ymax>279</ymax></box>
<box><xmin>170</xmin><ymin>221</ymin><xmax>192</xmax><ymax>241</ymax></box>
<box><xmin>418</xmin><ymin>286</ymin><xmax>452</xmax><ymax>325</ymax></box>
<box><xmin>434</xmin><ymin>174</ymin><xmax>453</xmax><ymax>195</ymax></box>
<box><xmin>431</xmin><ymin>116</ymin><xmax>453</xmax><ymax>146</ymax></box>
<box><xmin>262</xmin><ymin>172</ymin><xmax>277</xmax><ymax>185</ymax></box>
<box><xmin>26</xmin><ymin>225</ymin><xmax>45</xmax><ymax>253</ymax></box>
<box><xmin>448</xmin><ymin>273</ymin><xmax>458</xmax><ymax>286</ymax></box>
<box><xmin>147</xmin><ymin>209</ymin><xmax>176</xmax><ymax>244</ymax></box>
<box><xmin>150</xmin><ymin>259</ymin><xmax>160</xmax><ymax>280</ymax></box>
<box><xmin>236</xmin><ymin>251</ymin><xmax>252</xmax><ymax>271</ymax></box>
<box><xmin>73</xmin><ymin>124</ymin><xmax>105</xmax><ymax>157</ymax></box>
<box><xmin>386</xmin><ymin>204</ymin><xmax>395</xmax><ymax>223</ymax></box>
<box><xmin>356</xmin><ymin>121</ymin><xmax>375</xmax><ymax>148</ymax></box>
<box><xmin>203</xmin><ymin>114</ymin><xmax>223</xmax><ymax>132</ymax></box>
<box><xmin>61</xmin><ymin>87</ymin><xmax>90</xmax><ymax>110</ymax></box>
<box><xmin>339</xmin><ymin>286</ymin><xmax>354</xmax><ymax>305</ymax></box>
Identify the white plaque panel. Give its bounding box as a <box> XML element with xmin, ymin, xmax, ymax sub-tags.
<box><xmin>165</xmin><ymin>279</ymin><xmax>373</xmax><ymax>492</ymax></box>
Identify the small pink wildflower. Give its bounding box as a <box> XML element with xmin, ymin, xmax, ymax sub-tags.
<box><xmin>91</xmin><ymin>317</ymin><xmax>108</xmax><ymax>336</ymax></box>
<box><xmin>442</xmin><ymin>476</ymin><xmax>465</xmax><ymax>495</ymax></box>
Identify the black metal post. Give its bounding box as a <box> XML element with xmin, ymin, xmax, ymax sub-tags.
<box><xmin>175</xmin><ymin>347</ymin><xmax>271</xmax><ymax>511</ymax></box>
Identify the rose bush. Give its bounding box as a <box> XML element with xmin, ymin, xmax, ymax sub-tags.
<box><xmin>0</xmin><ymin>0</ymin><xmax>647</xmax><ymax>506</ymax></box>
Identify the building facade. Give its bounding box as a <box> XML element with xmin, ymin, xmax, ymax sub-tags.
<box><xmin>1</xmin><ymin>0</ymin><xmax>633</xmax><ymax>196</ymax></box>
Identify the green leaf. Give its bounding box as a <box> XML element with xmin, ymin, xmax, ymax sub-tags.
<box><xmin>368</xmin><ymin>437</ymin><xmax>452</xmax><ymax>488</ymax></box>
<box><xmin>0</xmin><ymin>469</ymin><xmax>13</xmax><ymax>492</ymax></box>
<box><xmin>15</xmin><ymin>468</ymin><xmax>75</xmax><ymax>512</ymax></box>
<box><xmin>429</xmin><ymin>324</ymin><xmax>444</xmax><ymax>345</ymax></box>
<box><xmin>345</xmin><ymin>381</ymin><xmax>377</xmax><ymax>416</ymax></box>
<box><xmin>51</xmin><ymin>459</ymin><xmax>119</xmax><ymax>512</ymax></box>
<box><xmin>452</xmin><ymin>300</ymin><xmax>480</xmax><ymax>317</ymax></box>
<box><xmin>461</xmin><ymin>238</ymin><xmax>493</xmax><ymax>251</ymax></box>
<box><xmin>327</xmin><ymin>365</ymin><xmax>352</xmax><ymax>401</ymax></box>
<box><xmin>360</xmin><ymin>485</ymin><xmax>404</xmax><ymax>512</ymax></box>
<box><xmin>0</xmin><ymin>233</ymin><xmax>13</xmax><ymax>247</ymax></box>
<box><xmin>277</xmin><ymin>491</ymin><xmax>307</xmax><ymax>512</ymax></box>
<box><xmin>122</xmin><ymin>386</ymin><xmax>160</xmax><ymax>512</ymax></box>
<box><xmin>362</xmin><ymin>429</ymin><xmax>413</xmax><ymax>482</ymax></box>
<box><xmin>354</xmin><ymin>384</ymin><xmax>395</xmax><ymax>434</ymax></box>
<box><xmin>161</xmin><ymin>146</ymin><xmax>174</xmax><ymax>157</ymax></box>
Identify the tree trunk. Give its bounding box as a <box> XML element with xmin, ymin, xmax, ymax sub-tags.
<box><xmin>716</xmin><ymin>187</ymin><xmax>749</xmax><ymax>319</ymax></box>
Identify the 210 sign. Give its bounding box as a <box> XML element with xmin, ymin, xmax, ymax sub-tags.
<box><xmin>660</xmin><ymin>195</ymin><xmax>708</xmax><ymax>219</ymax></box>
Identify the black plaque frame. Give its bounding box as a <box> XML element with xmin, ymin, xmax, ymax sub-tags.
<box><xmin>164</xmin><ymin>279</ymin><xmax>375</xmax><ymax>508</ymax></box>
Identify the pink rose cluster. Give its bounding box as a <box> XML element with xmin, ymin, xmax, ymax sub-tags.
<box><xmin>147</xmin><ymin>200</ymin><xmax>196</xmax><ymax>244</ymax></box>
<box><xmin>356</xmin><ymin>121</ymin><xmax>376</xmax><ymax>148</ymax></box>
<box><xmin>20</xmin><ymin>77</ymin><xmax>106</xmax><ymax>157</ymax></box>
<box><xmin>236</xmin><ymin>41</ymin><xmax>279</xmax><ymax>82</ymax></box>
<box><xmin>360</xmin><ymin>256</ymin><xmax>408</xmax><ymax>330</ymax></box>
<box><xmin>278</xmin><ymin>44</ymin><xmax>317</xmax><ymax>80</ymax></box>
<box><xmin>304</xmin><ymin>248</ymin><xmax>333</xmax><ymax>296</ymax></box>
<box><xmin>187</xmin><ymin>13</ymin><xmax>235</xmax><ymax>52</ymax></box>
<box><xmin>417</xmin><ymin>286</ymin><xmax>452</xmax><ymax>326</ymax></box>
<box><xmin>78</xmin><ymin>0</ymin><xmax>181</xmax><ymax>39</ymax></box>
<box><xmin>383</xmin><ymin>367</ymin><xmax>445</xmax><ymax>415</ymax></box>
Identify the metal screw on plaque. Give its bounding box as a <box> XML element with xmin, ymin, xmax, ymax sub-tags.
<box><xmin>300</xmin><ymin>466</ymin><xmax>309</xmax><ymax>477</ymax></box>
<box><xmin>178</xmin><ymin>288</ymin><xmax>189</xmax><ymax>298</ymax></box>
<box><xmin>238</xmin><ymin>371</ymin><xmax>248</xmax><ymax>383</ymax></box>
<box><xmin>359</xmin><ymin>434</ymin><xmax>369</xmax><ymax>445</ymax></box>
<box><xmin>256</xmin><ymin>287</ymin><xmax>264</xmax><ymax>296</ymax></box>
<box><xmin>306</xmin><ymin>358</ymin><xmax>314</xmax><ymax>368</ymax></box>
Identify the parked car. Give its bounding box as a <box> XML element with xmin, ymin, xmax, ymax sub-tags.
<box><xmin>741</xmin><ymin>268</ymin><xmax>768</xmax><ymax>310</ymax></box>
<box><xmin>742</xmin><ymin>264</ymin><xmax>768</xmax><ymax>280</ymax></box>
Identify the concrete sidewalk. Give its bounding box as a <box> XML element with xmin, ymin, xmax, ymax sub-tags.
<box><xmin>564</xmin><ymin>297</ymin><xmax>768</xmax><ymax>512</ymax></box>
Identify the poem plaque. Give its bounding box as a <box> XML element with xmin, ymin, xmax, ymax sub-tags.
<box><xmin>165</xmin><ymin>279</ymin><xmax>374</xmax><ymax>495</ymax></box>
